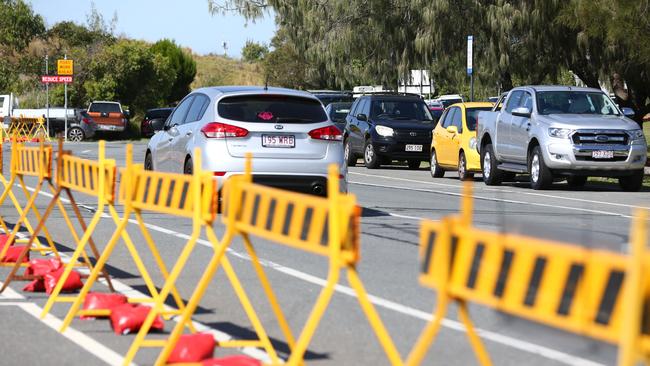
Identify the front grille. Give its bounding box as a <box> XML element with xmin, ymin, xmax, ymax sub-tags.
<box><xmin>571</xmin><ymin>131</ymin><xmax>628</xmax><ymax>145</ymax></box>
<box><xmin>575</xmin><ymin>156</ymin><xmax>628</xmax><ymax>162</ymax></box>
<box><xmin>394</xmin><ymin>130</ymin><xmax>432</xmax><ymax>143</ymax></box>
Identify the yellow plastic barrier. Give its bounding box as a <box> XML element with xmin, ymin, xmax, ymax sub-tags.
<box><xmin>41</xmin><ymin>144</ymin><xmax>191</xmax><ymax>323</ymax></box>
<box><xmin>0</xmin><ymin>139</ymin><xmax>114</xmax><ymax>292</ymax></box>
<box><xmin>5</xmin><ymin>116</ymin><xmax>49</xmax><ymax>142</ymax></box>
<box><xmin>145</xmin><ymin>156</ymin><xmax>402</xmax><ymax>366</ymax></box>
<box><xmin>0</xmin><ymin>139</ymin><xmax>58</xmax><ymax>264</ymax></box>
<box><xmin>409</xmin><ymin>182</ymin><xmax>650</xmax><ymax>366</ymax></box>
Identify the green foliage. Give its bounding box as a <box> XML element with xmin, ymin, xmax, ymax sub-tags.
<box><xmin>241</xmin><ymin>40</ymin><xmax>269</xmax><ymax>62</ymax></box>
<box><xmin>151</xmin><ymin>39</ymin><xmax>197</xmax><ymax>103</ymax></box>
<box><xmin>192</xmin><ymin>54</ymin><xmax>263</xmax><ymax>88</ymax></box>
<box><xmin>0</xmin><ymin>0</ymin><xmax>45</xmax><ymax>51</ymax></box>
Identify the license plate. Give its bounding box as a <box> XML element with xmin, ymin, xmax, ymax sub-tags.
<box><xmin>592</xmin><ymin>150</ymin><xmax>614</xmax><ymax>159</ymax></box>
<box><xmin>405</xmin><ymin>144</ymin><xmax>423</xmax><ymax>152</ymax></box>
<box><xmin>99</xmin><ymin>125</ymin><xmax>117</xmax><ymax>131</ymax></box>
<box><xmin>262</xmin><ymin>134</ymin><xmax>295</xmax><ymax>148</ymax></box>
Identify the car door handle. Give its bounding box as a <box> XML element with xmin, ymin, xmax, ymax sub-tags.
<box><xmin>168</xmin><ymin>137</ymin><xmax>173</xmax><ymax>142</ymax></box>
<box><xmin>185</xmin><ymin>131</ymin><xmax>193</xmax><ymax>136</ymax></box>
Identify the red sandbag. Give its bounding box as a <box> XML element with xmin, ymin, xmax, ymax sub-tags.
<box><xmin>25</xmin><ymin>258</ymin><xmax>62</xmax><ymax>276</ymax></box>
<box><xmin>43</xmin><ymin>267</ymin><xmax>84</xmax><ymax>294</ymax></box>
<box><xmin>201</xmin><ymin>356</ymin><xmax>261</xmax><ymax>366</ymax></box>
<box><xmin>23</xmin><ymin>279</ymin><xmax>46</xmax><ymax>292</ymax></box>
<box><xmin>0</xmin><ymin>234</ymin><xmax>9</xmax><ymax>246</ymax></box>
<box><xmin>0</xmin><ymin>243</ymin><xmax>29</xmax><ymax>263</ymax></box>
<box><xmin>109</xmin><ymin>303</ymin><xmax>164</xmax><ymax>335</ymax></box>
<box><xmin>81</xmin><ymin>292</ymin><xmax>128</xmax><ymax>319</ymax></box>
<box><xmin>167</xmin><ymin>333</ymin><xmax>216</xmax><ymax>363</ymax></box>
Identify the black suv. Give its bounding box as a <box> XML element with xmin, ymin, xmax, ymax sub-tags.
<box><xmin>344</xmin><ymin>94</ymin><xmax>434</xmax><ymax>169</ymax></box>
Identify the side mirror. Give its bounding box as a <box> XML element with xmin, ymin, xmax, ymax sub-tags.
<box><xmin>168</xmin><ymin>125</ymin><xmax>180</xmax><ymax>136</ymax></box>
<box><xmin>621</xmin><ymin>107</ymin><xmax>635</xmax><ymax>117</ymax></box>
<box><xmin>124</xmin><ymin>109</ymin><xmax>130</xmax><ymax>118</ymax></box>
<box><xmin>357</xmin><ymin>113</ymin><xmax>368</xmax><ymax>122</ymax></box>
<box><xmin>446</xmin><ymin>125</ymin><xmax>459</xmax><ymax>134</ymax></box>
<box><xmin>512</xmin><ymin>107</ymin><xmax>531</xmax><ymax>118</ymax></box>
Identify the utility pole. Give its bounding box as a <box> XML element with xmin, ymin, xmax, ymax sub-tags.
<box><xmin>222</xmin><ymin>41</ymin><xmax>228</xmax><ymax>57</ymax></box>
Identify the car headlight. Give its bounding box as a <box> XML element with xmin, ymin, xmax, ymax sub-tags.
<box><xmin>548</xmin><ymin>128</ymin><xmax>571</xmax><ymax>138</ymax></box>
<box><xmin>469</xmin><ymin>137</ymin><xmax>477</xmax><ymax>150</ymax></box>
<box><xmin>375</xmin><ymin>125</ymin><xmax>394</xmax><ymax>137</ymax></box>
<box><xmin>628</xmin><ymin>129</ymin><xmax>646</xmax><ymax>145</ymax></box>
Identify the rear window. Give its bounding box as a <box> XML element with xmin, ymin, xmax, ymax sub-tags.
<box><xmin>89</xmin><ymin>103</ymin><xmax>121</xmax><ymax>113</ymax></box>
<box><xmin>466</xmin><ymin>107</ymin><xmax>493</xmax><ymax>131</ymax></box>
<box><xmin>146</xmin><ymin>109</ymin><xmax>172</xmax><ymax>119</ymax></box>
<box><xmin>218</xmin><ymin>95</ymin><xmax>327</xmax><ymax>123</ymax></box>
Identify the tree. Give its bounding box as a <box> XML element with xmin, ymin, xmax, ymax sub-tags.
<box><xmin>151</xmin><ymin>39</ymin><xmax>197</xmax><ymax>103</ymax></box>
<box><xmin>0</xmin><ymin>0</ymin><xmax>45</xmax><ymax>51</ymax></box>
<box><xmin>241</xmin><ymin>40</ymin><xmax>268</xmax><ymax>62</ymax></box>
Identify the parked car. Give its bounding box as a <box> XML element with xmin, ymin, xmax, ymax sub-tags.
<box><xmin>87</xmin><ymin>101</ymin><xmax>128</xmax><ymax>133</ymax></box>
<box><xmin>310</xmin><ymin>90</ymin><xmax>354</xmax><ymax>106</ymax></box>
<box><xmin>430</xmin><ymin>102</ymin><xmax>493</xmax><ymax>180</ymax></box>
<box><xmin>325</xmin><ymin>102</ymin><xmax>353</xmax><ymax>132</ymax></box>
<box><xmin>428</xmin><ymin>106</ymin><xmax>444</xmax><ymax>125</ymax></box>
<box><xmin>436</xmin><ymin>94</ymin><xmax>465</xmax><ymax>108</ymax></box>
<box><xmin>477</xmin><ymin>86</ymin><xmax>647</xmax><ymax>190</ymax></box>
<box><xmin>343</xmin><ymin>93</ymin><xmax>435</xmax><ymax>169</ymax></box>
<box><xmin>145</xmin><ymin>86</ymin><xmax>347</xmax><ymax>196</ymax></box>
<box><xmin>141</xmin><ymin>107</ymin><xmax>173</xmax><ymax>138</ymax></box>
<box><xmin>35</xmin><ymin>108</ymin><xmax>96</xmax><ymax>142</ymax></box>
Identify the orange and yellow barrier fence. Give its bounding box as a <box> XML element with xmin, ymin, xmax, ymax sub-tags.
<box><xmin>3</xmin><ymin>116</ymin><xmax>49</xmax><ymax>142</ymax></box>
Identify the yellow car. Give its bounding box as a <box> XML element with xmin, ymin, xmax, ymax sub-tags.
<box><xmin>430</xmin><ymin>102</ymin><xmax>494</xmax><ymax>180</ymax></box>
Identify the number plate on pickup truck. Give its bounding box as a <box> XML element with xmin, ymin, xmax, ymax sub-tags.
<box><xmin>262</xmin><ymin>135</ymin><xmax>295</xmax><ymax>148</ymax></box>
<box><xmin>592</xmin><ymin>150</ymin><xmax>614</xmax><ymax>159</ymax></box>
<box><xmin>405</xmin><ymin>144</ymin><xmax>423</xmax><ymax>152</ymax></box>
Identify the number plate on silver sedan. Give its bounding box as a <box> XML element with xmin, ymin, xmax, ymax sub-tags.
<box><xmin>262</xmin><ymin>134</ymin><xmax>295</xmax><ymax>148</ymax></box>
<box><xmin>405</xmin><ymin>144</ymin><xmax>423</xmax><ymax>152</ymax></box>
<box><xmin>592</xmin><ymin>150</ymin><xmax>613</xmax><ymax>159</ymax></box>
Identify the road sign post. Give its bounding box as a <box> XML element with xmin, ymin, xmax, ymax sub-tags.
<box><xmin>57</xmin><ymin>57</ymin><xmax>73</xmax><ymax>142</ymax></box>
<box><xmin>467</xmin><ymin>35</ymin><xmax>474</xmax><ymax>102</ymax></box>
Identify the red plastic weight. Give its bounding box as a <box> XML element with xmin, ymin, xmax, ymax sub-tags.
<box><xmin>201</xmin><ymin>356</ymin><xmax>262</xmax><ymax>366</ymax></box>
<box><xmin>167</xmin><ymin>333</ymin><xmax>216</xmax><ymax>363</ymax></box>
<box><xmin>25</xmin><ymin>258</ymin><xmax>62</xmax><ymax>276</ymax></box>
<box><xmin>23</xmin><ymin>279</ymin><xmax>46</xmax><ymax>292</ymax></box>
<box><xmin>109</xmin><ymin>303</ymin><xmax>164</xmax><ymax>335</ymax></box>
<box><xmin>43</xmin><ymin>267</ymin><xmax>84</xmax><ymax>294</ymax></box>
<box><xmin>81</xmin><ymin>292</ymin><xmax>128</xmax><ymax>319</ymax></box>
<box><xmin>0</xmin><ymin>237</ymin><xmax>29</xmax><ymax>263</ymax></box>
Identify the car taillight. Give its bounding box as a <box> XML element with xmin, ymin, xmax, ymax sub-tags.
<box><xmin>308</xmin><ymin>125</ymin><xmax>342</xmax><ymax>141</ymax></box>
<box><xmin>82</xmin><ymin>118</ymin><xmax>91</xmax><ymax>125</ymax></box>
<box><xmin>200</xmin><ymin>122</ymin><xmax>249</xmax><ymax>138</ymax></box>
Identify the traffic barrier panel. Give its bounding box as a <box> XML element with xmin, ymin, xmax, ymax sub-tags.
<box><xmin>4</xmin><ymin>116</ymin><xmax>49</xmax><ymax>142</ymax></box>
<box><xmin>121</xmin><ymin>150</ymin><xmax>286</xmax><ymax>366</ymax></box>
<box><xmin>0</xmin><ymin>139</ymin><xmax>58</xmax><ymax>266</ymax></box>
<box><xmin>0</xmin><ymin>139</ymin><xmax>114</xmax><ymax>293</ymax></box>
<box><xmin>408</xmin><ymin>181</ymin><xmax>650</xmax><ymax>366</ymax></box>
<box><xmin>41</xmin><ymin>144</ymin><xmax>191</xmax><ymax>325</ymax></box>
<box><xmin>149</xmin><ymin>156</ymin><xmax>403</xmax><ymax>366</ymax></box>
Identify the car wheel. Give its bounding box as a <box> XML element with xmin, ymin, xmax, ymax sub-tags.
<box><xmin>144</xmin><ymin>152</ymin><xmax>153</xmax><ymax>171</ymax></box>
<box><xmin>481</xmin><ymin>143</ymin><xmax>503</xmax><ymax>186</ymax></box>
<box><xmin>430</xmin><ymin>149</ymin><xmax>445</xmax><ymax>178</ymax></box>
<box><xmin>407</xmin><ymin>160</ymin><xmax>421</xmax><ymax>170</ymax></box>
<box><xmin>364</xmin><ymin>140</ymin><xmax>380</xmax><ymax>169</ymax></box>
<box><xmin>67</xmin><ymin>127</ymin><xmax>84</xmax><ymax>142</ymax></box>
<box><xmin>566</xmin><ymin>176</ymin><xmax>587</xmax><ymax>188</ymax></box>
<box><xmin>458</xmin><ymin>152</ymin><xmax>474</xmax><ymax>181</ymax></box>
<box><xmin>183</xmin><ymin>157</ymin><xmax>193</xmax><ymax>175</ymax></box>
<box><xmin>618</xmin><ymin>170</ymin><xmax>644</xmax><ymax>191</ymax></box>
<box><xmin>344</xmin><ymin>139</ymin><xmax>356</xmax><ymax>167</ymax></box>
<box><xmin>529</xmin><ymin>145</ymin><xmax>553</xmax><ymax>190</ymax></box>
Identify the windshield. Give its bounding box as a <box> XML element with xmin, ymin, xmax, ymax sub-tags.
<box><xmin>370</xmin><ymin>100</ymin><xmax>433</xmax><ymax>122</ymax></box>
<box><xmin>218</xmin><ymin>95</ymin><xmax>327</xmax><ymax>123</ymax></box>
<box><xmin>536</xmin><ymin>91</ymin><xmax>620</xmax><ymax>116</ymax></box>
<box><xmin>466</xmin><ymin>107</ymin><xmax>493</xmax><ymax>131</ymax></box>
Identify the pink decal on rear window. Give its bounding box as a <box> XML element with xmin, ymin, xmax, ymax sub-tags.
<box><xmin>257</xmin><ymin>111</ymin><xmax>274</xmax><ymax>121</ymax></box>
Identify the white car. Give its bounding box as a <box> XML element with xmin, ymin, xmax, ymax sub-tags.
<box><xmin>145</xmin><ymin>86</ymin><xmax>347</xmax><ymax>195</ymax></box>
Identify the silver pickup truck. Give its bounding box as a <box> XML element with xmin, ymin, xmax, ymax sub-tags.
<box><xmin>477</xmin><ymin>86</ymin><xmax>647</xmax><ymax>191</ymax></box>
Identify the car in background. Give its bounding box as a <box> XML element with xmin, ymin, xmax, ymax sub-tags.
<box><xmin>325</xmin><ymin>102</ymin><xmax>353</xmax><ymax>132</ymax></box>
<box><xmin>436</xmin><ymin>94</ymin><xmax>465</xmax><ymax>108</ymax></box>
<box><xmin>145</xmin><ymin>86</ymin><xmax>347</xmax><ymax>196</ymax></box>
<box><xmin>430</xmin><ymin>102</ymin><xmax>493</xmax><ymax>180</ymax></box>
<box><xmin>344</xmin><ymin>93</ymin><xmax>434</xmax><ymax>169</ymax></box>
<box><xmin>87</xmin><ymin>101</ymin><xmax>128</xmax><ymax>133</ymax></box>
<box><xmin>141</xmin><ymin>107</ymin><xmax>173</xmax><ymax>138</ymax></box>
<box><xmin>310</xmin><ymin>90</ymin><xmax>354</xmax><ymax>106</ymax></box>
<box><xmin>45</xmin><ymin>109</ymin><xmax>97</xmax><ymax>142</ymax></box>
<box><xmin>428</xmin><ymin>105</ymin><xmax>444</xmax><ymax>125</ymax></box>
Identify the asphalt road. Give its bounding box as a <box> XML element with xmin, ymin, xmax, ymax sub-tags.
<box><xmin>0</xmin><ymin>140</ymin><xmax>648</xmax><ymax>366</ymax></box>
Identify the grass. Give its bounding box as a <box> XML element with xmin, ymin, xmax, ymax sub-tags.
<box><xmin>191</xmin><ymin>54</ymin><xmax>264</xmax><ymax>89</ymax></box>
<box><xmin>645</xmin><ymin>121</ymin><xmax>650</xmax><ymax>153</ymax></box>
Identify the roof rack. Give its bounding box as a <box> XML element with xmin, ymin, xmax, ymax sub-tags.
<box><xmin>359</xmin><ymin>91</ymin><xmax>424</xmax><ymax>98</ymax></box>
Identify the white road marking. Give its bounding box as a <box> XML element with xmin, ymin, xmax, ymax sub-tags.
<box><xmin>16</xmin><ymin>182</ymin><xmax>608</xmax><ymax>365</ymax></box>
<box><xmin>350</xmin><ymin>180</ymin><xmax>634</xmax><ymax>219</ymax></box>
<box><xmin>0</xmin><ymin>301</ymin><xmax>132</xmax><ymax>366</ymax></box>
<box><xmin>350</xmin><ymin>171</ymin><xmax>649</xmax><ymax>210</ymax></box>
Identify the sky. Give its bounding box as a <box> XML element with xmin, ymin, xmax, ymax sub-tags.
<box><xmin>29</xmin><ymin>0</ymin><xmax>277</xmax><ymax>58</ymax></box>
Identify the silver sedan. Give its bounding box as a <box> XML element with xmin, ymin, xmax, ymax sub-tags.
<box><xmin>145</xmin><ymin>86</ymin><xmax>347</xmax><ymax>195</ymax></box>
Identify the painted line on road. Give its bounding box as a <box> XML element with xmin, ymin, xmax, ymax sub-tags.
<box><xmin>350</xmin><ymin>180</ymin><xmax>635</xmax><ymax>219</ymax></box>
<box><xmin>0</xmin><ymin>301</ymin><xmax>133</xmax><ymax>366</ymax></box>
<box><xmin>350</xmin><ymin>171</ymin><xmax>649</xmax><ymax>211</ymax></box>
<box><xmin>19</xmin><ymin>183</ymin><xmax>607</xmax><ymax>365</ymax></box>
